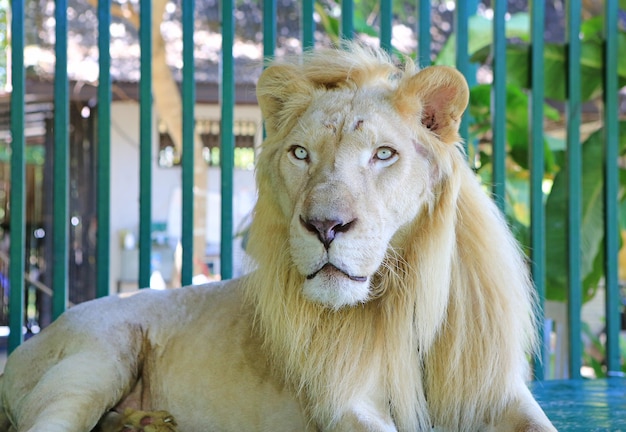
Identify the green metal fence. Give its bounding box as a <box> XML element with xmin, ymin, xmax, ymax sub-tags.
<box><xmin>5</xmin><ymin>0</ymin><xmax>623</xmax><ymax>381</ymax></box>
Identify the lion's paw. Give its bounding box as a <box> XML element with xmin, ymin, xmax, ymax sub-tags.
<box><xmin>99</xmin><ymin>408</ymin><xmax>178</xmax><ymax>432</ymax></box>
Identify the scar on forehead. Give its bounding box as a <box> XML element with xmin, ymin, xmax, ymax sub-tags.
<box><xmin>323</xmin><ymin>120</ymin><xmax>337</xmax><ymax>134</ymax></box>
<box><xmin>322</xmin><ymin>113</ymin><xmax>340</xmax><ymax>134</ymax></box>
<box><xmin>353</xmin><ymin>119</ymin><xmax>364</xmax><ymax>131</ymax></box>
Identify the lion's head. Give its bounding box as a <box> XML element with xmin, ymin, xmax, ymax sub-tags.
<box><xmin>253</xmin><ymin>45</ymin><xmax>469</xmax><ymax>309</ymax></box>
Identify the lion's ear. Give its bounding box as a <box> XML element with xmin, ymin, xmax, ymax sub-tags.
<box><xmin>256</xmin><ymin>64</ymin><xmax>314</xmax><ymax>136</ymax></box>
<box><xmin>393</xmin><ymin>65</ymin><xmax>469</xmax><ymax>144</ymax></box>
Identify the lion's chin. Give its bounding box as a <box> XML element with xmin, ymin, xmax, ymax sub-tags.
<box><xmin>302</xmin><ymin>266</ymin><xmax>371</xmax><ymax>310</ymax></box>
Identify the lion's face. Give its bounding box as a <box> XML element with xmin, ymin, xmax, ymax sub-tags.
<box><xmin>277</xmin><ymin>91</ymin><xmax>434</xmax><ymax>308</ymax></box>
<box><xmin>256</xmin><ymin>57</ymin><xmax>468</xmax><ymax>309</ymax></box>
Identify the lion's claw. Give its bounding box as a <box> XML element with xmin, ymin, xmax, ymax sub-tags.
<box><xmin>99</xmin><ymin>408</ymin><xmax>178</xmax><ymax>432</ymax></box>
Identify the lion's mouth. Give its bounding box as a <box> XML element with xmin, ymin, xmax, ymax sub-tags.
<box><xmin>306</xmin><ymin>263</ymin><xmax>368</xmax><ymax>283</ymax></box>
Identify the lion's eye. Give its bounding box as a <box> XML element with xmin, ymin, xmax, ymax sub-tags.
<box><xmin>290</xmin><ymin>145</ymin><xmax>309</xmax><ymax>161</ymax></box>
<box><xmin>374</xmin><ymin>146</ymin><xmax>397</xmax><ymax>161</ymax></box>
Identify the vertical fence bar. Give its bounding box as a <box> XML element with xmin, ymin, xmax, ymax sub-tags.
<box><xmin>302</xmin><ymin>0</ymin><xmax>314</xmax><ymax>50</ymax></box>
<box><xmin>263</xmin><ymin>0</ymin><xmax>276</xmax><ymax>58</ymax></box>
<box><xmin>52</xmin><ymin>0</ymin><xmax>69</xmax><ymax>319</ymax></box>
<box><xmin>180</xmin><ymin>0</ymin><xmax>195</xmax><ymax>286</ymax></box>
<box><xmin>529</xmin><ymin>0</ymin><xmax>546</xmax><ymax>380</ymax></box>
<box><xmin>417</xmin><ymin>0</ymin><xmax>431</xmax><ymax>66</ymax></box>
<box><xmin>566</xmin><ymin>0</ymin><xmax>582</xmax><ymax>379</ymax></box>
<box><xmin>455</xmin><ymin>1</ymin><xmax>469</xmax><ymax>77</ymax></box>
<box><xmin>602</xmin><ymin>0</ymin><xmax>621</xmax><ymax>376</ymax></box>
<box><xmin>8</xmin><ymin>0</ymin><xmax>25</xmax><ymax>353</ymax></box>
<box><xmin>220</xmin><ymin>0</ymin><xmax>234</xmax><ymax>280</ymax></box>
<box><xmin>491</xmin><ymin>0</ymin><xmax>506</xmax><ymax>211</ymax></box>
<box><xmin>97</xmin><ymin>0</ymin><xmax>112</xmax><ymax>298</ymax></box>
<box><xmin>139</xmin><ymin>0</ymin><xmax>152</xmax><ymax>288</ymax></box>
<box><xmin>380</xmin><ymin>0</ymin><xmax>392</xmax><ymax>53</ymax></box>
<box><xmin>455</xmin><ymin>2</ymin><xmax>468</xmax><ymax>142</ymax></box>
<box><xmin>341</xmin><ymin>0</ymin><xmax>353</xmax><ymax>40</ymax></box>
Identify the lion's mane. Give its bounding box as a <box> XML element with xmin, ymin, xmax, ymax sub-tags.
<box><xmin>243</xmin><ymin>45</ymin><xmax>537</xmax><ymax>431</ymax></box>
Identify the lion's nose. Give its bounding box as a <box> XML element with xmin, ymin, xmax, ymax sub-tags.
<box><xmin>299</xmin><ymin>216</ymin><xmax>356</xmax><ymax>249</ymax></box>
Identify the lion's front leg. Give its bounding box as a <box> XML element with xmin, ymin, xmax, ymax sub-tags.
<box><xmin>490</xmin><ymin>387</ymin><xmax>557</xmax><ymax>432</ymax></box>
<box><xmin>325</xmin><ymin>413</ymin><xmax>397</xmax><ymax>432</ymax></box>
<box><xmin>319</xmin><ymin>397</ymin><xmax>398</xmax><ymax>432</ymax></box>
<box><xmin>96</xmin><ymin>409</ymin><xmax>178</xmax><ymax>432</ymax></box>
<box><xmin>3</xmin><ymin>349</ymin><xmax>142</xmax><ymax>432</ymax></box>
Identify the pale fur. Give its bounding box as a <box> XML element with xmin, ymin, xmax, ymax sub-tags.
<box><xmin>0</xmin><ymin>43</ymin><xmax>556</xmax><ymax>432</ymax></box>
<box><xmin>248</xmin><ymin>43</ymin><xmax>552</xmax><ymax>431</ymax></box>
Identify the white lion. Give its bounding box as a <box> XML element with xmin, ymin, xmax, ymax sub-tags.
<box><xmin>0</xmin><ymin>44</ymin><xmax>556</xmax><ymax>432</ymax></box>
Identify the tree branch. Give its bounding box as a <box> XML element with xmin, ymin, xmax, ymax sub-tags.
<box><xmin>85</xmin><ymin>0</ymin><xmax>140</xmax><ymax>29</ymax></box>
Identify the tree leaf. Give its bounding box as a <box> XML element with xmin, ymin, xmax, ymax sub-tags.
<box><xmin>435</xmin><ymin>13</ymin><xmax>530</xmax><ymax>66</ymax></box>
<box><xmin>477</xmin><ymin>27</ymin><xmax>626</xmax><ymax>102</ymax></box>
<box><xmin>545</xmin><ymin>122</ymin><xmax>626</xmax><ymax>302</ymax></box>
<box><xmin>314</xmin><ymin>3</ymin><xmax>340</xmax><ymax>45</ymax></box>
<box><xmin>469</xmin><ymin>83</ymin><xmax>558</xmax><ymax>173</ymax></box>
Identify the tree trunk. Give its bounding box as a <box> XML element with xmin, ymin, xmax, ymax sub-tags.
<box><xmin>91</xmin><ymin>0</ymin><xmax>209</xmax><ymax>281</ymax></box>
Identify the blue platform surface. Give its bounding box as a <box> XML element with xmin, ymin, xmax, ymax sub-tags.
<box><xmin>531</xmin><ymin>378</ymin><xmax>626</xmax><ymax>431</ymax></box>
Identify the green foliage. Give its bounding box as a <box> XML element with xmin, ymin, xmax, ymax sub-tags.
<box><xmin>469</xmin><ymin>83</ymin><xmax>560</xmax><ymax>172</ymax></box>
<box><xmin>314</xmin><ymin>1</ymin><xmax>378</xmax><ymax>46</ymax></box>
<box><xmin>0</xmin><ymin>143</ymin><xmax>46</xmax><ymax>164</ymax></box>
<box><xmin>0</xmin><ymin>0</ymin><xmax>8</xmax><ymax>87</ymax></box>
<box><xmin>582</xmin><ymin>321</ymin><xmax>626</xmax><ymax>377</ymax></box>
<box><xmin>498</xmin><ymin>37</ymin><xmax>626</xmax><ymax>102</ymax></box>
<box><xmin>545</xmin><ymin>124</ymin><xmax>626</xmax><ymax>302</ymax></box>
<box><xmin>460</xmin><ymin>12</ymin><xmax>626</xmax><ymax>102</ymax></box>
<box><xmin>314</xmin><ymin>1</ymin><xmax>409</xmax><ymax>60</ymax></box>
<box><xmin>436</xmin><ymin>13</ymin><xmax>531</xmax><ymax>66</ymax></box>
